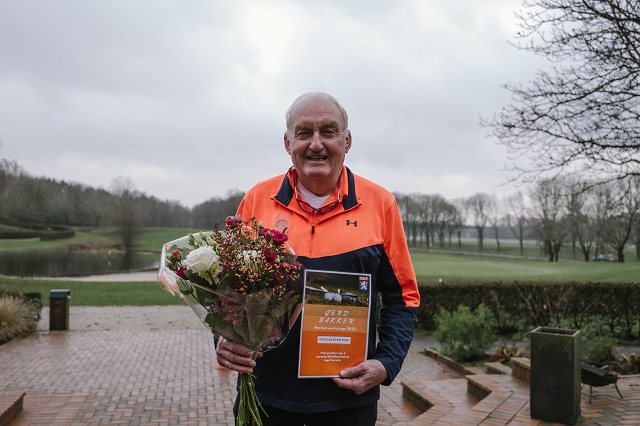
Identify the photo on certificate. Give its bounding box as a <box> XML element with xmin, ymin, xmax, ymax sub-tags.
<box><xmin>298</xmin><ymin>269</ymin><xmax>372</xmax><ymax>378</ymax></box>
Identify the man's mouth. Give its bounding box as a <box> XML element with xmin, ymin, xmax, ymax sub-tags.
<box><xmin>307</xmin><ymin>156</ymin><xmax>327</xmax><ymax>161</ymax></box>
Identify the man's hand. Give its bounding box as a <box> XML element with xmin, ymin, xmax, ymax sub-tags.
<box><xmin>332</xmin><ymin>359</ymin><xmax>388</xmax><ymax>394</ymax></box>
<box><xmin>216</xmin><ymin>338</ymin><xmax>262</xmax><ymax>373</ymax></box>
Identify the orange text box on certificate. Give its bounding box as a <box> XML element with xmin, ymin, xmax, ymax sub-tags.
<box><xmin>299</xmin><ymin>304</ymin><xmax>369</xmax><ymax>378</ymax></box>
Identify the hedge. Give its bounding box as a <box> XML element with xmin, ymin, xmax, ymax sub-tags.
<box><xmin>417</xmin><ymin>281</ymin><xmax>640</xmax><ymax>340</ymax></box>
<box><xmin>0</xmin><ymin>222</ymin><xmax>75</xmax><ymax>241</ymax></box>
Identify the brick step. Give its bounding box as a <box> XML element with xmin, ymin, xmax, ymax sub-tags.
<box><xmin>403</xmin><ymin>375</ymin><xmax>535</xmax><ymax>425</ymax></box>
<box><xmin>402</xmin><ymin>378</ymin><xmax>480</xmax><ymax>425</ymax></box>
<box><xmin>0</xmin><ymin>391</ymin><xmax>25</xmax><ymax>426</ymax></box>
<box><xmin>402</xmin><ymin>354</ymin><xmax>535</xmax><ymax>426</ymax></box>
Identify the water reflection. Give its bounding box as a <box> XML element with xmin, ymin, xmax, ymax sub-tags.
<box><xmin>0</xmin><ymin>251</ymin><xmax>160</xmax><ymax>277</ymax></box>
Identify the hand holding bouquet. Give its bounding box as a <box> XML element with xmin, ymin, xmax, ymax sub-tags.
<box><xmin>157</xmin><ymin>216</ymin><xmax>303</xmax><ymax>426</ymax></box>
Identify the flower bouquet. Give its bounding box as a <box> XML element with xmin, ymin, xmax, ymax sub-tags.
<box><xmin>157</xmin><ymin>215</ymin><xmax>303</xmax><ymax>426</ymax></box>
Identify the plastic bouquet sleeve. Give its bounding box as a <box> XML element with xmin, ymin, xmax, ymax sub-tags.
<box><xmin>157</xmin><ymin>217</ymin><xmax>304</xmax><ymax>426</ymax></box>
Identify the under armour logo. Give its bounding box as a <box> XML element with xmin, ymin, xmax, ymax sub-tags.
<box><xmin>346</xmin><ymin>220</ymin><xmax>358</xmax><ymax>227</ymax></box>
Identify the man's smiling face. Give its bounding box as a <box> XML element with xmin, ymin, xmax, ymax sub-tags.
<box><xmin>284</xmin><ymin>95</ymin><xmax>351</xmax><ymax>196</ymax></box>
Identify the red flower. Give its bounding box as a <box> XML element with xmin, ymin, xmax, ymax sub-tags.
<box><xmin>263</xmin><ymin>250</ymin><xmax>278</xmax><ymax>264</ymax></box>
<box><xmin>176</xmin><ymin>266</ymin><xmax>187</xmax><ymax>279</ymax></box>
<box><xmin>225</xmin><ymin>215</ymin><xmax>242</xmax><ymax>228</ymax></box>
<box><xmin>171</xmin><ymin>249</ymin><xmax>182</xmax><ymax>261</ymax></box>
<box><xmin>260</xmin><ymin>228</ymin><xmax>274</xmax><ymax>241</ymax></box>
<box><xmin>272</xmin><ymin>230</ymin><xmax>288</xmax><ymax>245</ymax></box>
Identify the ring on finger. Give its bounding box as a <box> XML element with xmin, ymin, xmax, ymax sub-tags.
<box><xmin>225</xmin><ymin>360</ymin><xmax>230</xmax><ymax>368</ymax></box>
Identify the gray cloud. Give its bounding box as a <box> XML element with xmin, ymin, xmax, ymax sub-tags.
<box><xmin>0</xmin><ymin>0</ymin><xmax>542</xmax><ymax>207</ymax></box>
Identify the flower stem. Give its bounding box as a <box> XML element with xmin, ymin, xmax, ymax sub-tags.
<box><xmin>236</xmin><ymin>372</ymin><xmax>267</xmax><ymax>426</ymax></box>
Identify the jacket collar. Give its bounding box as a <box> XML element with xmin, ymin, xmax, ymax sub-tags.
<box><xmin>275</xmin><ymin>165</ymin><xmax>358</xmax><ymax>210</ymax></box>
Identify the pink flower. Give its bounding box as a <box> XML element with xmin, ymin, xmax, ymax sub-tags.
<box><xmin>272</xmin><ymin>230</ymin><xmax>288</xmax><ymax>245</ymax></box>
<box><xmin>220</xmin><ymin>297</ymin><xmax>245</xmax><ymax>326</ymax></box>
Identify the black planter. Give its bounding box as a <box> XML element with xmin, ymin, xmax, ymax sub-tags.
<box><xmin>530</xmin><ymin>326</ymin><xmax>582</xmax><ymax>425</ymax></box>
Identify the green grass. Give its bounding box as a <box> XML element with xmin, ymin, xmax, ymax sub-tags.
<box><xmin>135</xmin><ymin>227</ymin><xmax>203</xmax><ymax>252</ymax></box>
<box><xmin>411</xmin><ymin>251</ymin><xmax>640</xmax><ymax>283</ymax></box>
<box><xmin>412</xmin><ymin>237</ymin><xmax>640</xmax><ymax>263</ymax></box>
<box><xmin>0</xmin><ymin>276</ymin><xmax>183</xmax><ymax>306</ymax></box>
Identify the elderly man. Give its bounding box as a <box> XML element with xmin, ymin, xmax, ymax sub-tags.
<box><xmin>216</xmin><ymin>92</ymin><xmax>420</xmax><ymax>425</ymax></box>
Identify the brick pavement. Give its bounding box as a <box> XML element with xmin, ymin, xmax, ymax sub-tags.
<box><xmin>3</xmin><ymin>329</ymin><xmax>640</xmax><ymax>425</ymax></box>
<box><xmin>0</xmin><ymin>329</ymin><xmax>459</xmax><ymax>425</ymax></box>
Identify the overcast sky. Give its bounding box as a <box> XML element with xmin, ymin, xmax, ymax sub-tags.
<box><xmin>0</xmin><ymin>0</ymin><xmax>546</xmax><ymax>208</ymax></box>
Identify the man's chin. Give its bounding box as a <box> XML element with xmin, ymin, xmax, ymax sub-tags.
<box><xmin>300</xmin><ymin>166</ymin><xmax>331</xmax><ymax>180</ymax></box>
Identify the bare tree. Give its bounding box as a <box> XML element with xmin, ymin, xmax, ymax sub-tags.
<box><xmin>431</xmin><ymin>195</ymin><xmax>453</xmax><ymax>248</ymax></box>
<box><xmin>110</xmin><ymin>176</ymin><xmax>141</xmax><ymax>252</ymax></box>
<box><xmin>596</xmin><ymin>177</ymin><xmax>640</xmax><ymax>262</ymax></box>
<box><xmin>449</xmin><ymin>198</ymin><xmax>466</xmax><ymax>249</ymax></box>
<box><xmin>483</xmin><ymin>0</ymin><xmax>640</xmax><ymax>184</ymax></box>
<box><xmin>505</xmin><ymin>191</ymin><xmax>529</xmax><ymax>256</ymax></box>
<box><xmin>529</xmin><ymin>178</ymin><xmax>569</xmax><ymax>261</ymax></box>
<box><xmin>566</xmin><ymin>181</ymin><xmax>599</xmax><ymax>261</ymax></box>
<box><xmin>486</xmin><ymin>194</ymin><xmax>502</xmax><ymax>253</ymax></box>
<box><xmin>396</xmin><ymin>193</ymin><xmax>421</xmax><ymax>247</ymax></box>
<box><xmin>466</xmin><ymin>193</ymin><xmax>491</xmax><ymax>250</ymax></box>
<box><xmin>562</xmin><ymin>178</ymin><xmax>600</xmax><ymax>261</ymax></box>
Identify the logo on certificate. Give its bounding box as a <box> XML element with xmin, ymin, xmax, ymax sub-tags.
<box><xmin>358</xmin><ymin>276</ymin><xmax>369</xmax><ymax>291</ymax></box>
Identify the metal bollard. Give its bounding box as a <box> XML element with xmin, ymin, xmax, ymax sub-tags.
<box><xmin>49</xmin><ymin>289</ymin><xmax>70</xmax><ymax>331</ymax></box>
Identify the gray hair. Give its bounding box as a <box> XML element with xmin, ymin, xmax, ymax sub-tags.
<box><xmin>285</xmin><ymin>92</ymin><xmax>349</xmax><ymax>135</ymax></box>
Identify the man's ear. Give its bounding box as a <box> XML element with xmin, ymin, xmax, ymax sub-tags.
<box><xmin>284</xmin><ymin>132</ymin><xmax>291</xmax><ymax>154</ymax></box>
<box><xmin>345</xmin><ymin>130</ymin><xmax>352</xmax><ymax>153</ymax></box>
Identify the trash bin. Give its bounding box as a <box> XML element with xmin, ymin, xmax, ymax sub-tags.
<box><xmin>49</xmin><ymin>289</ymin><xmax>70</xmax><ymax>331</ymax></box>
<box><xmin>530</xmin><ymin>326</ymin><xmax>581</xmax><ymax>425</ymax></box>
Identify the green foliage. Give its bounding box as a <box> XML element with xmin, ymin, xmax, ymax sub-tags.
<box><xmin>434</xmin><ymin>304</ymin><xmax>497</xmax><ymax>362</ymax></box>
<box><xmin>417</xmin><ymin>281</ymin><xmax>640</xmax><ymax>341</ymax></box>
<box><xmin>581</xmin><ymin>319</ymin><xmax>617</xmax><ymax>366</ymax></box>
<box><xmin>487</xmin><ymin>289</ymin><xmax>528</xmax><ymax>334</ymax></box>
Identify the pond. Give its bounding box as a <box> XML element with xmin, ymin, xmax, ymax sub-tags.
<box><xmin>0</xmin><ymin>250</ymin><xmax>160</xmax><ymax>278</ymax></box>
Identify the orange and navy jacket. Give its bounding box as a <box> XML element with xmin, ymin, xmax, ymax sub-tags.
<box><xmin>236</xmin><ymin>165</ymin><xmax>420</xmax><ymax>413</ymax></box>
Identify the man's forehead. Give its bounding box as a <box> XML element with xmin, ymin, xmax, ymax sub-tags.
<box><xmin>291</xmin><ymin>101</ymin><xmax>344</xmax><ymax>127</ymax></box>
<box><xmin>293</xmin><ymin>114</ymin><xmax>341</xmax><ymax>128</ymax></box>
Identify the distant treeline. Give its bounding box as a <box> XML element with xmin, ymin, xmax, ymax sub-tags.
<box><xmin>0</xmin><ymin>156</ymin><xmax>243</xmax><ymax>229</ymax></box>
<box><xmin>2</xmin><ymin>155</ymin><xmax>639</xmax><ymax>262</ymax></box>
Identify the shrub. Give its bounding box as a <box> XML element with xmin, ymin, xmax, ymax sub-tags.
<box><xmin>581</xmin><ymin>319</ymin><xmax>617</xmax><ymax>366</ymax></box>
<box><xmin>434</xmin><ymin>303</ymin><xmax>497</xmax><ymax>362</ymax></box>
<box><xmin>0</xmin><ymin>294</ymin><xmax>40</xmax><ymax>345</ymax></box>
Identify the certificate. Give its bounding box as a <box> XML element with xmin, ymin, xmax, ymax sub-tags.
<box><xmin>298</xmin><ymin>269</ymin><xmax>372</xmax><ymax>378</ymax></box>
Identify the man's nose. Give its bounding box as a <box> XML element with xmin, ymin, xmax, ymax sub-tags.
<box><xmin>309</xmin><ymin>131</ymin><xmax>323</xmax><ymax>150</ymax></box>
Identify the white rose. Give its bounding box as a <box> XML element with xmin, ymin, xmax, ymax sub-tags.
<box><xmin>184</xmin><ymin>246</ymin><xmax>219</xmax><ymax>273</ymax></box>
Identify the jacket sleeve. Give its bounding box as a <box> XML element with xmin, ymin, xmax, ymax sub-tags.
<box><xmin>374</xmin><ymin>198</ymin><xmax>420</xmax><ymax>385</ymax></box>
